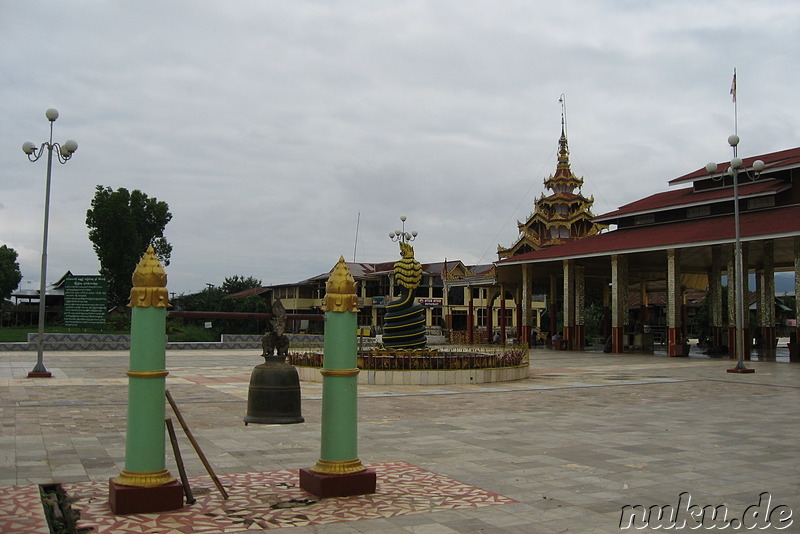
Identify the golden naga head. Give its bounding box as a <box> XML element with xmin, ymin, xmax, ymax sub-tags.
<box><xmin>129</xmin><ymin>245</ymin><xmax>170</xmax><ymax>308</ymax></box>
<box><xmin>399</xmin><ymin>241</ymin><xmax>414</xmax><ymax>259</ymax></box>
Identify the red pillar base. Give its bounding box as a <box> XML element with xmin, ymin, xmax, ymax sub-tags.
<box><xmin>574</xmin><ymin>325</ymin><xmax>584</xmax><ymax>351</ymax></box>
<box><xmin>611</xmin><ymin>327</ymin><xmax>624</xmax><ymax>353</ymax></box>
<box><xmin>727</xmin><ymin>328</ymin><xmax>753</xmax><ymax>360</ymax></box>
<box><xmin>743</xmin><ymin>328</ymin><xmax>751</xmax><ymax>361</ymax></box>
<box><xmin>667</xmin><ymin>327</ymin><xmax>687</xmax><ymax>357</ymax></box>
<box><xmin>520</xmin><ymin>325</ymin><xmax>530</xmax><ymax>347</ymax></box>
<box><xmin>757</xmin><ymin>326</ymin><xmax>777</xmax><ymax>361</ymax></box>
<box><xmin>563</xmin><ymin>326</ymin><xmax>573</xmax><ymax>350</ymax></box>
<box><xmin>711</xmin><ymin>325</ymin><xmax>722</xmax><ymax>350</ymax></box>
<box><xmin>790</xmin><ymin>327</ymin><xmax>799</xmax><ymax>363</ymax></box>
<box><xmin>727</xmin><ymin>367</ymin><xmax>756</xmax><ymax>374</ymax></box>
<box><xmin>108</xmin><ymin>479</ymin><xmax>184</xmax><ymax>515</ymax></box>
<box><xmin>27</xmin><ymin>371</ymin><xmax>53</xmax><ymax>378</ymax></box>
<box><xmin>299</xmin><ymin>468</ymin><xmax>376</xmax><ymax>498</ymax></box>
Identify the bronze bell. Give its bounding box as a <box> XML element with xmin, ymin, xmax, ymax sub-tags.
<box><xmin>244</xmin><ymin>355</ymin><xmax>304</xmax><ymax>425</ymax></box>
<box><xmin>244</xmin><ymin>300</ymin><xmax>304</xmax><ymax>425</ymax></box>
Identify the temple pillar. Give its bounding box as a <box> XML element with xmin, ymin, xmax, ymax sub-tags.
<box><xmin>611</xmin><ymin>254</ymin><xmax>628</xmax><ymax>353</ymax></box>
<box><xmin>516</xmin><ymin>289</ymin><xmax>523</xmax><ymax>346</ymax></box>
<box><xmin>792</xmin><ymin>237</ymin><xmax>800</xmax><ymax>362</ymax></box>
<box><xmin>602</xmin><ymin>283</ymin><xmax>611</xmax><ymax>341</ymax></box>
<box><xmin>574</xmin><ymin>265</ymin><xmax>585</xmax><ymax>351</ymax></box>
<box><xmin>549</xmin><ymin>274</ymin><xmax>558</xmax><ymax>344</ymax></box>
<box><xmin>639</xmin><ymin>280</ymin><xmax>649</xmax><ymax>329</ymax></box>
<box><xmin>681</xmin><ymin>292</ymin><xmax>689</xmax><ymax>342</ymax></box>
<box><xmin>563</xmin><ymin>260</ymin><xmax>575</xmax><ymax>349</ymax></box>
<box><xmin>499</xmin><ymin>286</ymin><xmax>507</xmax><ymax>345</ymax></box>
<box><xmin>520</xmin><ymin>265</ymin><xmax>533</xmax><ymax>346</ymax></box>
<box><xmin>757</xmin><ymin>241</ymin><xmax>776</xmax><ymax>360</ymax></box>
<box><xmin>710</xmin><ymin>246</ymin><xmax>724</xmax><ymax>351</ymax></box>
<box><xmin>667</xmin><ymin>249</ymin><xmax>685</xmax><ymax>356</ymax></box>
<box><xmin>467</xmin><ymin>287</ymin><xmax>474</xmax><ymax>345</ymax></box>
<box><xmin>485</xmin><ymin>288</ymin><xmax>495</xmax><ymax>344</ymax></box>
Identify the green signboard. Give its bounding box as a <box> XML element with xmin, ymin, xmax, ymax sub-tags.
<box><xmin>64</xmin><ymin>275</ymin><xmax>108</xmax><ymax>328</ymax></box>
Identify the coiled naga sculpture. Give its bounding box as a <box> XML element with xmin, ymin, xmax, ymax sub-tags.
<box><xmin>383</xmin><ymin>241</ymin><xmax>427</xmax><ymax>349</ymax></box>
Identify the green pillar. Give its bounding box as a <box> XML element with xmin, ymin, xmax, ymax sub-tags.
<box><xmin>319</xmin><ymin>311</ymin><xmax>359</xmax><ymax>464</ymax></box>
<box><xmin>113</xmin><ymin>246</ymin><xmax>175</xmax><ymax>488</ymax></box>
<box><xmin>311</xmin><ymin>256</ymin><xmax>365</xmax><ymax>475</ymax></box>
<box><xmin>300</xmin><ymin>256</ymin><xmax>376</xmax><ymax>498</ymax></box>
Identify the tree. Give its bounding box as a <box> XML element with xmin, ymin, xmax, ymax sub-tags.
<box><xmin>221</xmin><ymin>275</ymin><xmax>263</xmax><ymax>295</ymax></box>
<box><xmin>174</xmin><ymin>276</ymin><xmax>269</xmax><ymax>334</ymax></box>
<box><xmin>185</xmin><ymin>285</ymin><xmax>225</xmax><ymax>311</ymax></box>
<box><xmin>0</xmin><ymin>245</ymin><xmax>23</xmax><ymax>301</ymax></box>
<box><xmin>86</xmin><ymin>186</ymin><xmax>172</xmax><ymax>308</ymax></box>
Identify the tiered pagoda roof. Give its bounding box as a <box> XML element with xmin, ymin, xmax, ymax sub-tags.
<box><xmin>498</xmin><ymin>124</ymin><xmax>607</xmax><ymax>259</ymax></box>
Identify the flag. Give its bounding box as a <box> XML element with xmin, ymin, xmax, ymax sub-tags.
<box><xmin>730</xmin><ymin>69</ymin><xmax>737</xmax><ymax>103</ymax></box>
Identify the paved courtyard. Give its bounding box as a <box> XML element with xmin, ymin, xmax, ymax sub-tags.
<box><xmin>0</xmin><ymin>347</ymin><xmax>798</xmax><ymax>533</ymax></box>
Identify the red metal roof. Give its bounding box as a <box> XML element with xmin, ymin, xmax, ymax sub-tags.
<box><xmin>595</xmin><ymin>179</ymin><xmax>789</xmax><ymax>222</ymax></box>
<box><xmin>226</xmin><ymin>286</ymin><xmax>270</xmax><ymax>299</ymax></box>
<box><xmin>669</xmin><ymin>146</ymin><xmax>800</xmax><ymax>186</ymax></box>
<box><xmin>499</xmin><ymin>204</ymin><xmax>800</xmax><ymax>264</ymax></box>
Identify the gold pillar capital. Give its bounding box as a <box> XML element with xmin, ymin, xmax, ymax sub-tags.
<box><xmin>129</xmin><ymin>245</ymin><xmax>170</xmax><ymax>308</ymax></box>
<box><xmin>323</xmin><ymin>257</ymin><xmax>359</xmax><ymax>313</ymax></box>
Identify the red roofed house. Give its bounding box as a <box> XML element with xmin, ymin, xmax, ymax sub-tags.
<box><xmin>232</xmin><ymin>259</ymin><xmax>517</xmax><ymax>343</ymax></box>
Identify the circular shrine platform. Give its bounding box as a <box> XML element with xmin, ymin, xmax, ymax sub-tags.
<box><xmin>291</xmin><ymin>347</ymin><xmax>530</xmax><ymax>384</ymax></box>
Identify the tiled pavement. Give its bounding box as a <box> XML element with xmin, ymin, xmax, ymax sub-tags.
<box><xmin>0</xmin><ymin>348</ymin><xmax>798</xmax><ymax>533</ymax></box>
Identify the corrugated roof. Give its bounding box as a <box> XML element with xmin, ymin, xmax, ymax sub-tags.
<box><xmin>296</xmin><ymin>259</ymin><xmax>486</xmax><ymax>284</ymax></box>
<box><xmin>226</xmin><ymin>286</ymin><xmax>271</xmax><ymax>299</ymax></box>
<box><xmin>669</xmin><ymin>146</ymin><xmax>800</xmax><ymax>186</ymax></box>
<box><xmin>595</xmin><ymin>179</ymin><xmax>789</xmax><ymax>223</ymax></box>
<box><xmin>499</xmin><ymin>204</ymin><xmax>800</xmax><ymax>264</ymax></box>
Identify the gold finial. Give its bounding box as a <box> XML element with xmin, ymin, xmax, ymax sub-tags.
<box><xmin>323</xmin><ymin>256</ymin><xmax>359</xmax><ymax>313</ymax></box>
<box><xmin>128</xmin><ymin>245</ymin><xmax>170</xmax><ymax>308</ymax></box>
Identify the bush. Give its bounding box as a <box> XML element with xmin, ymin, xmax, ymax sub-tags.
<box><xmin>167</xmin><ymin>324</ymin><xmax>220</xmax><ymax>342</ymax></box>
<box><xmin>106</xmin><ymin>314</ymin><xmax>131</xmax><ymax>331</ymax></box>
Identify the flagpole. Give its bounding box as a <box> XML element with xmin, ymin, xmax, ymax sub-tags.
<box><xmin>731</xmin><ymin>68</ymin><xmax>738</xmax><ymax>135</ymax></box>
<box><xmin>726</xmin><ymin>67</ymin><xmax>754</xmax><ymax>373</ymax></box>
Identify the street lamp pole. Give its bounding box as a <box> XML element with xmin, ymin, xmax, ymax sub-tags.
<box><xmin>706</xmin><ymin>135</ymin><xmax>763</xmax><ymax>374</ymax></box>
<box><xmin>388</xmin><ymin>214</ymin><xmax>418</xmax><ymax>244</ymax></box>
<box><xmin>22</xmin><ymin>108</ymin><xmax>78</xmax><ymax>378</ymax></box>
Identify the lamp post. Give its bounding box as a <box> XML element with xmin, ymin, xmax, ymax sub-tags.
<box><xmin>705</xmin><ymin>134</ymin><xmax>763</xmax><ymax>373</ymax></box>
<box><xmin>22</xmin><ymin>108</ymin><xmax>78</xmax><ymax>378</ymax></box>
<box><xmin>388</xmin><ymin>214</ymin><xmax>418</xmax><ymax>244</ymax></box>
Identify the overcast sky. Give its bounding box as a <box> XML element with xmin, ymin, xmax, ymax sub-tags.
<box><xmin>2</xmin><ymin>1</ymin><xmax>799</xmax><ymax>296</ymax></box>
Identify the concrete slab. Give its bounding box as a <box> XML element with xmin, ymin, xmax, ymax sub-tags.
<box><xmin>0</xmin><ymin>348</ymin><xmax>797</xmax><ymax>532</ymax></box>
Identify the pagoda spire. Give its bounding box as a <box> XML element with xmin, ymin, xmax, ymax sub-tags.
<box><xmin>497</xmin><ymin>96</ymin><xmax>608</xmax><ymax>259</ymax></box>
<box><xmin>556</xmin><ymin>93</ymin><xmax>571</xmax><ymax>179</ymax></box>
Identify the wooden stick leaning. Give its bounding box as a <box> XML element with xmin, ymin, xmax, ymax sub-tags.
<box><xmin>165</xmin><ymin>417</ymin><xmax>196</xmax><ymax>504</ymax></box>
<box><xmin>165</xmin><ymin>390</ymin><xmax>229</xmax><ymax>499</ymax></box>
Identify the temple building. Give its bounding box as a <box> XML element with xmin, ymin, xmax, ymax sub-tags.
<box><xmin>497</xmin><ymin>122</ymin><xmax>607</xmax><ymax>259</ymax></box>
<box><xmin>496</xmin><ymin>142</ymin><xmax>800</xmax><ymax>361</ymax></box>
